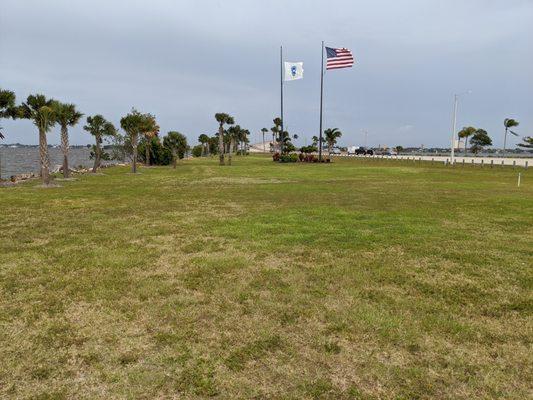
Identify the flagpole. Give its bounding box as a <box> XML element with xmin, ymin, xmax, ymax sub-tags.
<box><xmin>318</xmin><ymin>41</ymin><xmax>324</xmax><ymax>161</ymax></box>
<box><xmin>280</xmin><ymin>45</ymin><xmax>284</xmax><ymax>155</ymax></box>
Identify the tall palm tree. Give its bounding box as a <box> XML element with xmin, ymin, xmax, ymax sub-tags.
<box><xmin>164</xmin><ymin>131</ymin><xmax>187</xmax><ymax>168</ymax></box>
<box><xmin>0</xmin><ymin>88</ymin><xmax>17</xmax><ymax>140</ymax></box>
<box><xmin>19</xmin><ymin>94</ymin><xmax>58</xmax><ymax>185</ymax></box>
<box><xmin>227</xmin><ymin>125</ymin><xmax>242</xmax><ymax>165</ymax></box>
<box><xmin>261</xmin><ymin>127</ymin><xmax>268</xmax><ymax>152</ymax></box>
<box><xmin>457</xmin><ymin>126</ymin><xmax>476</xmax><ymax>155</ymax></box>
<box><xmin>270</xmin><ymin>126</ymin><xmax>278</xmax><ymax>153</ymax></box>
<box><xmin>503</xmin><ymin>118</ymin><xmax>519</xmax><ymax>154</ymax></box>
<box><xmin>324</xmin><ymin>128</ymin><xmax>342</xmax><ymax>156</ymax></box>
<box><xmin>0</xmin><ymin>89</ymin><xmax>17</xmax><ymax>179</ymax></box>
<box><xmin>215</xmin><ymin>113</ymin><xmax>234</xmax><ymax>165</ymax></box>
<box><xmin>140</xmin><ymin>114</ymin><xmax>159</xmax><ymax>166</ymax></box>
<box><xmin>84</xmin><ymin>115</ymin><xmax>116</xmax><ymax>172</ymax></box>
<box><xmin>198</xmin><ymin>134</ymin><xmax>210</xmax><ymax>156</ymax></box>
<box><xmin>273</xmin><ymin>117</ymin><xmax>282</xmax><ymax>153</ymax></box>
<box><xmin>120</xmin><ymin>108</ymin><xmax>145</xmax><ymax>173</ymax></box>
<box><xmin>55</xmin><ymin>103</ymin><xmax>83</xmax><ymax>178</ymax></box>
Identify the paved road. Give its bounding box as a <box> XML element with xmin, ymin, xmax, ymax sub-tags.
<box><xmin>336</xmin><ymin>154</ymin><xmax>531</xmax><ymax>168</ymax></box>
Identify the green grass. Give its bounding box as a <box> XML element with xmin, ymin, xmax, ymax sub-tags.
<box><xmin>1</xmin><ymin>155</ymin><xmax>532</xmax><ymax>399</ymax></box>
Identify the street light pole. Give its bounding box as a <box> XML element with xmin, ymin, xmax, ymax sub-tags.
<box><xmin>450</xmin><ymin>94</ymin><xmax>458</xmax><ymax>164</ymax></box>
<box><xmin>450</xmin><ymin>91</ymin><xmax>471</xmax><ymax>164</ymax></box>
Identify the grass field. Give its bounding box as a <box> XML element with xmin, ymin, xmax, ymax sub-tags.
<box><xmin>1</xmin><ymin>156</ymin><xmax>532</xmax><ymax>399</ymax></box>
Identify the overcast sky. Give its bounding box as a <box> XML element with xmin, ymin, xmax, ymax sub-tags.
<box><xmin>1</xmin><ymin>0</ymin><xmax>532</xmax><ymax>148</ymax></box>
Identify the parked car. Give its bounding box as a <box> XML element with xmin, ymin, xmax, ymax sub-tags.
<box><xmin>330</xmin><ymin>148</ymin><xmax>341</xmax><ymax>155</ymax></box>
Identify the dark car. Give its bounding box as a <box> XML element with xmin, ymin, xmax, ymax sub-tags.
<box><xmin>365</xmin><ymin>149</ymin><xmax>374</xmax><ymax>155</ymax></box>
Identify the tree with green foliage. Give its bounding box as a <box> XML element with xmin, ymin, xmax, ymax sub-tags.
<box><xmin>55</xmin><ymin>103</ymin><xmax>83</xmax><ymax>178</ymax></box>
<box><xmin>227</xmin><ymin>125</ymin><xmax>244</xmax><ymax>165</ymax></box>
<box><xmin>470</xmin><ymin>129</ymin><xmax>492</xmax><ymax>154</ymax></box>
<box><xmin>19</xmin><ymin>94</ymin><xmax>58</xmax><ymax>185</ymax></box>
<box><xmin>198</xmin><ymin>134</ymin><xmax>210</xmax><ymax>156</ymax></box>
<box><xmin>84</xmin><ymin>115</ymin><xmax>116</xmax><ymax>173</ymax></box>
<box><xmin>0</xmin><ymin>88</ymin><xmax>17</xmax><ymax>140</ymax></box>
<box><xmin>215</xmin><ymin>113</ymin><xmax>234</xmax><ymax>165</ymax></box>
<box><xmin>394</xmin><ymin>145</ymin><xmax>404</xmax><ymax>154</ymax></box>
<box><xmin>120</xmin><ymin>109</ymin><xmax>145</xmax><ymax>173</ymax></box>
<box><xmin>270</xmin><ymin>126</ymin><xmax>278</xmax><ymax>153</ymax></box>
<box><xmin>503</xmin><ymin>118</ymin><xmax>519</xmax><ymax>154</ymax></box>
<box><xmin>324</xmin><ymin>128</ymin><xmax>342</xmax><ymax>156</ymax></box>
<box><xmin>164</xmin><ymin>131</ymin><xmax>188</xmax><ymax>168</ymax></box>
<box><xmin>517</xmin><ymin>136</ymin><xmax>533</xmax><ymax>151</ymax></box>
<box><xmin>141</xmin><ymin>114</ymin><xmax>159</xmax><ymax>166</ymax></box>
<box><xmin>273</xmin><ymin>117</ymin><xmax>282</xmax><ymax>153</ymax></box>
<box><xmin>261</xmin><ymin>127</ymin><xmax>268</xmax><ymax>152</ymax></box>
<box><xmin>458</xmin><ymin>126</ymin><xmax>477</xmax><ymax>154</ymax></box>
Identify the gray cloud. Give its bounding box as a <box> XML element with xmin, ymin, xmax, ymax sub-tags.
<box><xmin>1</xmin><ymin>0</ymin><xmax>532</xmax><ymax>148</ymax></box>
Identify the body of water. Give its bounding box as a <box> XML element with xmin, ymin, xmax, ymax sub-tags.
<box><xmin>0</xmin><ymin>147</ymin><xmax>111</xmax><ymax>179</ymax></box>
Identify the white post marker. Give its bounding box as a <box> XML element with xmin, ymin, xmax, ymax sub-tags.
<box><xmin>518</xmin><ymin>173</ymin><xmax>521</xmax><ymax>187</ymax></box>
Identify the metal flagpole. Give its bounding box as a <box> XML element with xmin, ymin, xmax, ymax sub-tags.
<box><xmin>280</xmin><ymin>45</ymin><xmax>284</xmax><ymax>155</ymax></box>
<box><xmin>318</xmin><ymin>41</ymin><xmax>324</xmax><ymax>161</ymax></box>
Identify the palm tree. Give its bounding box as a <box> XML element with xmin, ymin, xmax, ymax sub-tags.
<box><xmin>0</xmin><ymin>88</ymin><xmax>17</xmax><ymax>179</ymax></box>
<box><xmin>198</xmin><ymin>134</ymin><xmax>210</xmax><ymax>156</ymax></box>
<box><xmin>261</xmin><ymin>127</ymin><xmax>268</xmax><ymax>152</ymax></box>
<box><xmin>238</xmin><ymin>128</ymin><xmax>250</xmax><ymax>154</ymax></box>
<box><xmin>503</xmin><ymin>118</ymin><xmax>519</xmax><ymax>154</ymax></box>
<box><xmin>457</xmin><ymin>126</ymin><xmax>477</xmax><ymax>154</ymax></box>
<box><xmin>121</xmin><ymin>108</ymin><xmax>149</xmax><ymax>173</ymax></box>
<box><xmin>517</xmin><ymin>136</ymin><xmax>533</xmax><ymax>150</ymax></box>
<box><xmin>270</xmin><ymin>126</ymin><xmax>279</xmax><ymax>153</ymax></box>
<box><xmin>84</xmin><ymin>115</ymin><xmax>116</xmax><ymax>172</ymax></box>
<box><xmin>55</xmin><ymin>103</ymin><xmax>83</xmax><ymax>178</ymax></box>
<box><xmin>273</xmin><ymin>117</ymin><xmax>282</xmax><ymax>153</ymax></box>
<box><xmin>215</xmin><ymin>113</ymin><xmax>234</xmax><ymax>165</ymax></box>
<box><xmin>19</xmin><ymin>94</ymin><xmax>58</xmax><ymax>185</ymax></box>
<box><xmin>140</xmin><ymin>114</ymin><xmax>159</xmax><ymax>166</ymax></box>
<box><xmin>164</xmin><ymin>131</ymin><xmax>187</xmax><ymax>168</ymax></box>
<box><xmin>227</xmin><ymin>125</ymin><xmax>242</xmax><ymax>165</ymax></box>
<box><xmin>312</xmin><ymin>135</ymin><xmax>319</xmax><ymax>147</ymax></box>
<box><xmin>324</xmin><ymin>128</ymin><xmax>342</xmax><ymax>156</ymax></box>
<box><xmin>0</xmin><ymin>88</ymin><xmax>17</xmax><ymax>140</ymax></box>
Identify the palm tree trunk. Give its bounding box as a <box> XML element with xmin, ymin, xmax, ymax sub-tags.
<box><xmin>39</xmin><ymin>128</ymin><xmax>50</xmax><ymax>185</ymax></box>
<box><xmin>132</xmin><ymin>134</ymin><xmax>138</xmax><ymax>173</ymax></box>
<box><xmin>263</xmin><ymin>133</ymin><xmax>265</xmax><ymax>152</ymax></box>
<box><xmin>92</xmin><ymin>135</ymin><xmax>101</xmax><ymax>173</ymax></box>
<box><xmin>172</xmin><ymin>149</ymin><xmax>177</xmax><ymax>168</ymax></box>
<box><xmin>218</xmin><ymin>125</ymin><xmax>225</xmax><ymax>165</ymax></box>
<box><xmin>503</xmin><ymin>128</ymin><xmax>508</xmax><ymax>155</ymax></box>
<box><xmin>60</xmin><ymin>125</ymin><xmax>69</xmax><ymax>178</ymax></box>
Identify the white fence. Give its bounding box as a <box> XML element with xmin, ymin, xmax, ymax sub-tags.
<box><xmin>335</xmin><ymin>154</ymin><xmax>530</xmax><ymax>168</ymax></box>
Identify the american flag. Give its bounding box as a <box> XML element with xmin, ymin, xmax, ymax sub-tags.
<box><xmin>326</xmin><ymin>47</ymin><xmax>354</xmax><ymax>70</ymax></box>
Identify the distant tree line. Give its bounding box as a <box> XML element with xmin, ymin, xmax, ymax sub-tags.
<box><xmin>0</xmin><ymin>88</ymin><xmax>189</xmax><ymax>184</ymax></box>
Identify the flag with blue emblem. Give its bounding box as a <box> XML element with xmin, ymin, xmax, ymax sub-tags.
<box><xmin>284</xmin><ymin>62</ymin><xmax>303</xmax><ymax>81</ymax></box>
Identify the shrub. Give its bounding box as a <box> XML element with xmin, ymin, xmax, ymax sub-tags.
<box><xmin>281</xmin><ymin>153</ymin><xmax>298</xmax><ymax>163</ymax></box>
<box><xmin>272</xmin><ymin>152</ymin><xmax>280</xmax><ymax>162</ymax></box>
<box><xmin>192</xmin><ymin>145</ymin><xmax>203</xmax><ymax>157</ymax></box>
<box><xmin>298</xmin><ymin>153</ymin><xmax>305</xmax><ymax>161</ymax></box>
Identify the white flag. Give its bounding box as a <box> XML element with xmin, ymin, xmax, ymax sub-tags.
<box><xmin>284</xmin><ymin>62</ymin><xmax>304</xmax><ymax>81</ymax></box>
